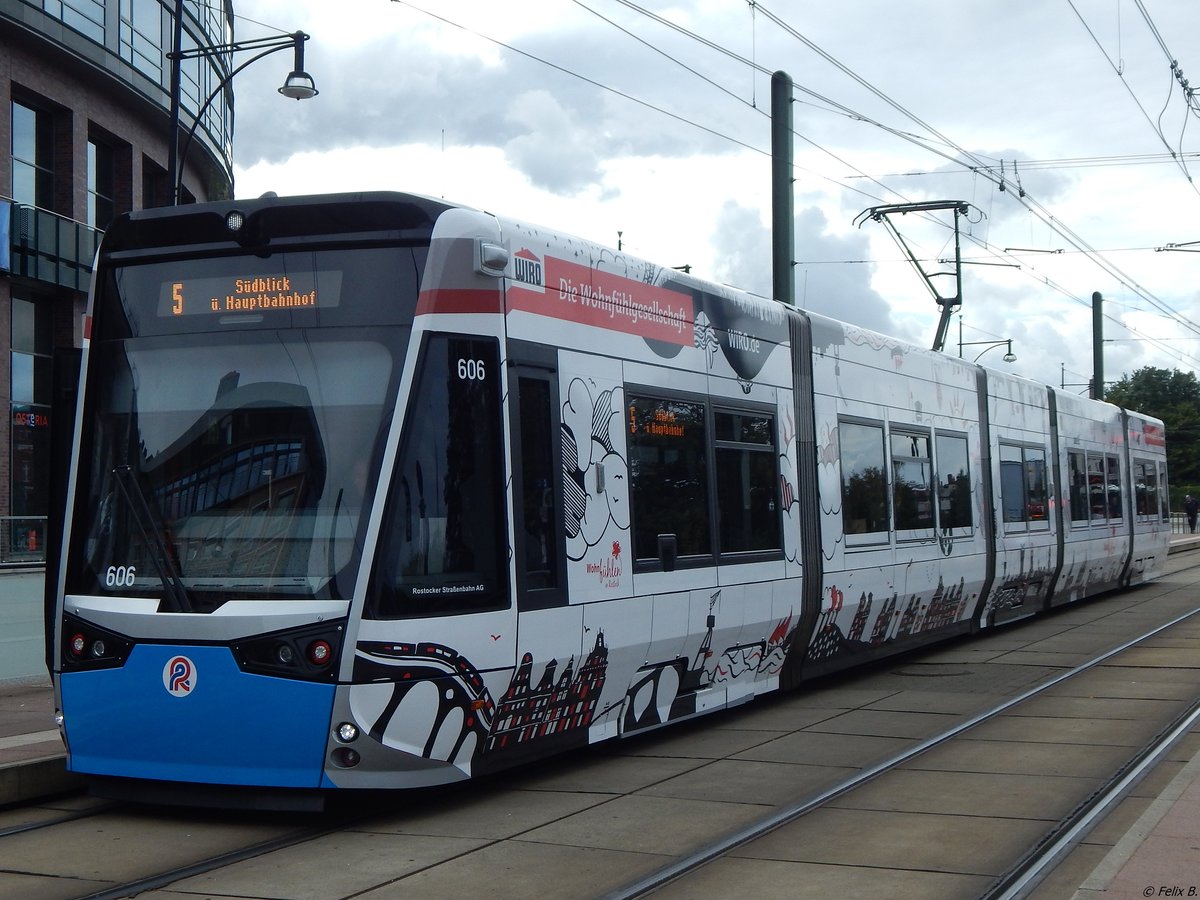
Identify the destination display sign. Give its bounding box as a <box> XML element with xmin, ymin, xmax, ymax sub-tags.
<box><xmin>157</xmin><ymin>271</ymin><xmax>341</xmax><ymax>318</ymax></box>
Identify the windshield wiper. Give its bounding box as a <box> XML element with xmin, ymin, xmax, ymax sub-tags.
<box><xmin>111</xmin><ymin>465</ymin><xmax>193</xmax><ymax>613</ymax></box>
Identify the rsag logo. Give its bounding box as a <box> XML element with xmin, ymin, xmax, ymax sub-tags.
<box><xmin>163</xmin><ymin>655</ymin><xmax>196</xmax><ymax>697</ymax></box>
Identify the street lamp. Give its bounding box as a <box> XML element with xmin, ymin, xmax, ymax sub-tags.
<box><xmin>166</xmin><ymin>24</ymin><xmax>317</xmax><ymax>205</ymax></box>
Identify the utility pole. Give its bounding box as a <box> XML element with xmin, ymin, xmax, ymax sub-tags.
<box><xmin>771</xmin><ymin>70</ymin><xmax>794</xmax><ymax>306</ymax></box>
<box><xmin>1092</xmin><ymin>291</ymin><xmax>1104</xmax><ymax>401</ymax></box>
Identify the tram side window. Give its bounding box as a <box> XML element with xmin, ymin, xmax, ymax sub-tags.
<box><xmin>1000</xmin><ymin>442</ymin><xmax>1049</xmax><ymax>529</ymax></box>
<box><xmin>1135</xmin><ymin>458</ymin><xmax>1159</xmax><ymax>521</ymax></box>
<box><xmin>1159</xmin><ymin>462</ymin><xmax>1170</xmax><ymax>522</ymax></box>
<box><xmin>516</xmin><ymin>374</ymin><xmax>560</xmax><ymax>595</ymax></box>
<box><xmin>1068</xmin><ymin>450</ymin><xmax>1089</xmax><ymax>522</ymax></box>
<box><xmin>366</xmin><ymin>335</ymin><xmax>508</xmax><ymax>619</ymax></box>
<box><xmin>934</xmin><ymin>433</ymin><xmax>972</xmax><ymax>530</ymax></box>
<box><xmin>840</xmin><ymin>420</ymin><xmax>888</xmax><ymax>537</ymax></box>
<box><xmin>628</xmin><ymin>395</ymin><xmax>711</xmax><ymax>563</ymax></box>
<box><xmin>714</xmin><ymin>409</ymin><xmax>780</xmax><ymax>554</ymax></box>
<box><xmin>1106</xmin><ymin>455</ymin><xmax>1123</xmax><ymax>519</ymax></box>
<box><xmin>891</xmin><ymin>430</ymin><xmax>933</xmax><ymax>533</ymax></box>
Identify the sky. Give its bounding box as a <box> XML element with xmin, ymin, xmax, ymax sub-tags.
<box><xmin>225</xmin><ymin>0</ymin><xmax>1200</xmax><ymax>393</ymax></box>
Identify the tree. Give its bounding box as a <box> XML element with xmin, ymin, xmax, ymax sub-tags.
<box><xmin>1104</xmin><ymin>367</ymin><xmax>1200</xmax><ymax>501</ymax></box>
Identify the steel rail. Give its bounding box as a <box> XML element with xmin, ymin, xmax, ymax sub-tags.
<box><xmin>606</xmin><ymin>599</ymin><xmax>1200</xmax><ymax>899</ymax></box>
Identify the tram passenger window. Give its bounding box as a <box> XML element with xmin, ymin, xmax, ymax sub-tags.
<box><xmin>935</xmin><ymin>434</ymin><xmax>972</xmax><ymax>530</ymax></box>
<box><xmin>517</xmin><ymin>375</ymin><xmax>559</xmax><ymax>593</ymax></box>
<box><xmin>1106</xmin><ymin>455</ymin><xmax>1123</xmax><ymax>519</ymax></box>
<box><xmin>1068</xmin><ymin>451</ymin><xmax>1089</xmax><ymax>523</ymax></box>
<box><xmin>891</xmin><ymin>431</ymin><xmax>933</xmax><ymax>532</ymax></box>
<box><xmin>999</xmin><ymin>444</ymin><xmax>1025</xmax><ymax>524</ymax></box>
<box><xmin>839</xmin><ymin>420</ymin><xmax>887</xmax><ymax>537</ymax></box>
<box><xmin>1000</xmin><ymin>442</ymin><xmax>1048</xmax><ymax>529</ymax></box>
<box><xmin>628</xmin><ymin>395</ymin><xmax>711</xmax><ymax>562</ymax></box>
<box><xmin>366</xmin><ymin>335</ymin><xmax>508</xmax><ymax>619</ymax></box>
<box><xmin>1159</xmin><ymin>462</ymin><xmax>1170</xmax><ymax>522</ymax></box>
<box><xmin>1135</xmin><ymin>459</ymin><xmax>1158</xmax><ymax>520</ymax></box>
<box><xmin>714</xmin><ymin>410</ymin><xmax>780</xmax><ymax>553</ymax></box>
<box><xmin>1085</xmin><ymin>454</ymin><xmax>1108</xmax><ymax>521</ymax></box>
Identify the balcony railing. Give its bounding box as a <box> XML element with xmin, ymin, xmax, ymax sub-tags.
<box><xmin>2</xmin><ymin>200</ymin><xmax>101</xmax><ymax>292</ymax></box>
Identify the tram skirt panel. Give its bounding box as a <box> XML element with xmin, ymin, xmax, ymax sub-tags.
<box><xmin>60</xmin><ymin>644</ymin><xmax>335</xmax><ymax>787</ymax></box>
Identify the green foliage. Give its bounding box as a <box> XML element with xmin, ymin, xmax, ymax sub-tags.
<box><xmin>1104</xmin><ymin>367</ymin><xmax>1200</xmax><ymax>506</ymax></box>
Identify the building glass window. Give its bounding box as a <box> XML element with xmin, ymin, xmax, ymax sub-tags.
<box><xmin>10</xmin><ymin>297</ymin><xmax>53</xmax><ymax>526</ymax></box>
<box><xmin>120</xmin><ymin>0</ymin><xmax>164</xmax><ymax>80</ymax></box>
<box><xmin>87</xmin><ymin>140</ymin><xmax>116</xmax><ymax>230</ymax></box>
<box><xmin>11</xmin><ymin>101</ymin><xmax>54</xmax><ymax>209</ymax></box>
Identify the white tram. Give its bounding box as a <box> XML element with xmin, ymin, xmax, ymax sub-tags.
<box><xmin>50</xmin><ymin>192</ymin><xmax>1171</xmax><ymax>805</ymax></box>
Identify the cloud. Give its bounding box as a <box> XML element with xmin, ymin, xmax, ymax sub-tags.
<box><xmin>712</xmin><ymin>201</ymin><xmax>900</xmax><ymax>336</ymax></box>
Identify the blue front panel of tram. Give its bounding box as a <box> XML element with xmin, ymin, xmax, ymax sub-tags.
<box><xmin>61</xmin><ymin>644</ymin><xmax>334</xmax><ymax>787</ymax></box>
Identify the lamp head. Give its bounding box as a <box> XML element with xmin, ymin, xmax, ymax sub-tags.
<box><xmin>278</xmin><ymin>32</ymin><xmax>318</xmax><ymax>100</ymax></box>
<box><xmin>279</xmin><ymin>71</ymin><xmax>318</xmax><ymax>100</ymax></box>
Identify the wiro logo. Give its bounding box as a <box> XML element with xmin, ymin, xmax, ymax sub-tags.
<box><xmin>513</xmin><ymin>249</ymin><xmax>544</xmax><ymax>289</ymax></box>
<box><xmin>163</xmin><ymin>655</ymin><xmax>196</xmax><ymax>697</ymax></box>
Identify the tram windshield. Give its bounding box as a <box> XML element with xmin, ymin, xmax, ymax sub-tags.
<box><xmin>65</xmin><ymin>246</ymin><xmax>422</xmax><ymax>607</ymax></box>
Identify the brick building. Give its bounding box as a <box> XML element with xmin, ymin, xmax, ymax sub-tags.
<box><xmin>1</xmin><ymin>0</ymin><xmax>234</xmax><ymax>563</ymax></box>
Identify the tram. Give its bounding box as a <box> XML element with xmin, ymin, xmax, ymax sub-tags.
<box><xmin>49</xmin><ymin>192</ymin><xmax>1171</xmax><ymax>807</ymax></box>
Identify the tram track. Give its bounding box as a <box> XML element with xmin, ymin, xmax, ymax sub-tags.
<box><xmin>2</xmin><ymin>552</ymin><xmax>1197</xmax><ymax>899</ymax></box>
<box><xmin>617</xmin><ymin>552</ymin><xmax>1200</xmax><ymax>899</ymax></box>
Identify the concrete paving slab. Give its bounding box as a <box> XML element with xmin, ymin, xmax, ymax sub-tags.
<box><xmin>864</xmin><ymin>688</ymin><xmax>1005</xmax><ymax>715</ymax></box>
<box><xmin>352</xmin><ymin>787</ymin><xmax>617</xmax><ymax>840</ymax></box>
<box><xmin>735</xmin><ymin>806</ymin><xmax>1050</xmax><ymax>875</ymax></box>
<box><xmin>1045</xmin><ymin>667</ymin><xmax>1200</xmax><ymax>700</ymax></box>
<box><xmin>1027</xmin><ymin>842</ymin><xmax>1111</xmax><ymax>900</ymax></box>
<box><xmin>651</xmin><ymin>855</ymin><xmax>991</xmax><ymax>900</ymax></box>
<box><xmin>829</xmin><ymin>769</ymin><xmax>1087</xmax><ymax>819</ymax></box>
<box><xmin>167</xmin><ymin>831</ymin><xmax>490</xmax><ymax>900</ymax></box>
<box><xmin>906</xmin><ymin>738</ymin><xmax>1133</xmax><ymax>779</ymax></box>
<box><xmin>0</xmin><ymin>871</ymin><xmax>112</xmax><ymax>900</ymax></box>
<box><xmin>516</xmin><ymin>793</ymin><xmax>769</xmax><ymax>856</ymax></box>
<box><xmin>772</xmin><ymin>685</ymin><xmax>901</xmax><ymax>709</ymax></box>
<box><xmin>711</xmin><ymin>701</ymin><xmax>848</xmax><ymax>732</ymax></box>
<box><xmin>990</xmin><ymin>649</ymin><xmax>1096</xmax><ymax>667</ymax></box>
<box><xmin>612</xmin><ymin>724</ymin><xmax>785</xmax><ymax>760</ymax></box>
<box><xmin>967</xmin><ymin>711</ymin><xmax>1161</xmax><ymax>747</ymax></box>
<box><xmin>802</xmin><ymin>708</ymin><xmax>964</xmax><ymax>739</ymax></box>
<box><xmin>996</xmin><ymin>695</ymin><xmax>1183</xmax><ymax>720</ymax></box>
<box><xmin>1112</xmin><ymin>647</ymin><xmax>1200</xmax><ymax>668</ymax></box>
<box><xmin>352</xmin><ymin>840</ymin><xmax>670</xmax><ymax>900</ymax></box>
<box><xmin>506</xmin><ymin>747</ymin><xmax>708</xmax><ymax>794</ymax></box>
<box><xmin>731</xmin><ymin>729</ymin><xmax>912</xmax><ymax>768</ymax></box>
<box><xmin>1079</xmin><ymin>794</ymin><xmax>1153</xmax><ymax>847</ymax></box>
<box><xmin>0</xmin><ymin>811</ymin><xmax>291</xmax><ymax>881</ymax></box>
<box><xmin>635</xmin><ymin>757</ymin><xmax>857</xmax><ymax>806</ymax></box>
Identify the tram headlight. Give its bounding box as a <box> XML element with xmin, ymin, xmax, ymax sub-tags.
<box><xmin>331</xmin><ymin>747</ymin><xmax>361</xmax><ymax>768</ymax></box>
<box><xmin>232</xmin><ymin>620</ymin><xmax>344</xmax><ymax>681</ymax></box>
<box><xmin>307</xmin><ymin>640</ymin><xmax>333</xmax><ymax>667</ymax></box>
<box><xmin>61</xmin><ymin>614</ymin><xmax>132</xmax><ymax>671</ymax></box>
<box><xmin>336</xmin><ymin>722</ymin><xmax>359</xmax><ymax>743</ymax></box>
